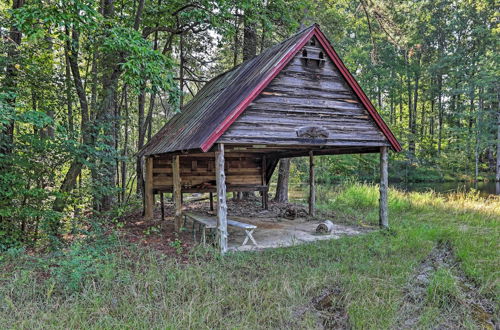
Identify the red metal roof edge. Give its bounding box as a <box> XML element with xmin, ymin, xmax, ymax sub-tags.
<box><xmin>201</xmin><ymin>24</ymin><xmax>402</xmax><ymax>153</ymax></box>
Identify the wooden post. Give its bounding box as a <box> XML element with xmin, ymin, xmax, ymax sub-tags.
<box><xmin>309</xmin><ymin>151</ymin><xmax>315</xmax><ymax>217</ymax></box>
<box><xmin>262</xmin><ymin>156</ymin><xmax>268</xmax><ymax>210</ymax></box>
<box><xmin>379</xmin><ymin>146</ymin><xmax>389</xmax><ymax>228</ymax></box>
<box><xmin>209</xmin><ymin>192</ymin><xmax>214</xmax><ymax>211</ymax></box>
<box><xmin>172</xmin><ymin>155</ymin><xmax>183</xmax><ymax>231</ymax></box>
<box><xmin>144</xmin><ymin>156</ymin><xmax>154</xmax><ymax>219</ymax></box>
<box><xmin>215</xmin><ymin>144</ymin><xmax>228</xmax><ymax>254</ymax></box>
<box><xmin>160</xmin><ymin>192</ymin><xmax>165</xmax><ymax>221</ymax></box>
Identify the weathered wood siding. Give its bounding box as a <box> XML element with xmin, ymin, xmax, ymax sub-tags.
<box><xmin>152</xmin><ymin>153</ymin><xmax>264</xmax><ymax>192</ymax></box>
<box><xmin>218</xmin><ymin>37</ymin><xmax>390</xmax><ymax>147</ymax></box>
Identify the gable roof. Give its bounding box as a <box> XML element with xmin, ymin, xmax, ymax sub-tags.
<box><xmin>138</xmin><ymin>24</ymin><xmax>402</xmax><ymax>156</ymax></box>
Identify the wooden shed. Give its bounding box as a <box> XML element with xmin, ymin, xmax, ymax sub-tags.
<box><xmin>138</xmin><ymin>24</ymin><xmax>402</xmax><ymax>253</ymax></box>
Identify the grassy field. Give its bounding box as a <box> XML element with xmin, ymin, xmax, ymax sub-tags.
<box><xmin>1</xmin><ymin>184</ymin><xmax>498</xmax><ymax>329</ymax></box>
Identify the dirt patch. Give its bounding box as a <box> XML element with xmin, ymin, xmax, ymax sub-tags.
<box><xmin>294</xmin><ymin>287</ymin><xmax>350</xmax><ymax>329</ymax></box>
<box><xmin>396</xmin><ymin>241</ymin><xmax>496</xmax><ymax>329</ymax></box>
<box><xmin>117</xmin><ymin>207</ymin><xmax>195</xmax><ymax>263</ymax></box>
<box><xmin>116</xmin><ymin>198</ymin><xmax>310</xmax><ymax>258</ymax></box>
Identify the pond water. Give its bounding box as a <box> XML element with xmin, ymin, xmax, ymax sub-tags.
<box><xmin>281</xmin><ymin>181</ymin><xmax>500</xmax><ymax>203</ymax></box>
<box><xmin>391</xmin><ymin>181</ymin><xmax>500</xmax><ymax>197</ymax></box>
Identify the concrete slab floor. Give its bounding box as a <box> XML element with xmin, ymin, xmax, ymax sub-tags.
<box><xmin>226</xmin><ymin>216</ymin><xmax>367</xmax><ymax>252</ymax></box>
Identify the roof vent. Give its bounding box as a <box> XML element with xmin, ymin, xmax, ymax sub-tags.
<box><xmin>301</xmin><ymin>46</ymin><xmax>326</xmax><ymax>68</ymax></box>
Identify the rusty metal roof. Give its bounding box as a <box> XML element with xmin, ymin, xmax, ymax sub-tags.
<box><xmin>138</xmin><ymin>26</ymin><xmax>315</xmax><ymax>156</ymax></box>
<box><xmin>138</xmin><ymin>24</ymin><xmax>401</xmax><ymax>156</ymax></box>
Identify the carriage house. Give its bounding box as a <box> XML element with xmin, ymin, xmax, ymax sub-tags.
<box><xmin>138</xmin><ymin>24</ymin><xmax>402</xmax><ymax>253</ymax></box>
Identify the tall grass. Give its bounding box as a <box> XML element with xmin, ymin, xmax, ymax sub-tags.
<box><xmin>1</xmin><ymin>184</ymin><xmax>498</xmax><ymax>328</ymax></box>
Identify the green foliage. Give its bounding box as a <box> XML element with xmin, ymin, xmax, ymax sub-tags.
<box><xmin>103</xmin><ymin>27</ymin><xmax>178</xmax><ymax>97</ymax></box>
<box><xmin>0</xmin><ymin>105</ymin><xmax>71</xmax><ymax>249</ymax></box>
<box><xmin>169</xmin><ymin>238</ymin><xmax>183</xmax><ymax>254</ymax></box>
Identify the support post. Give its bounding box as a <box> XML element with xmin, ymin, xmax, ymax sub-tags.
<box><xmin>172</xmin><ymin>155</ymin><xmax>183</xmax><ymax>231</ymax></box>
<box><xmin>262</xmin><ymin>156</ymin><xmax>268</xmax><ymax>210</ymax></box>
<box><xmin>209</xmin><ymin>192</ymin><xmax>214</xmax><ymax>211</ymax></box>
<box><xmin>144</xmin><ymin>156</ymin><xmax>154</xmax><ymax>219</ymax></box>
<box><xmin>309</xmin><ymin>151</ymin><xmax>315</xmax><ymax>217</ymax></box>
<box><xmin>379</xmin><ymin>146</ymin><xmax>389</xmax><ymax>228</ymax></box>
<box><xmin>160</xmin><ymin>192</ymin><xmax>165</xmax><ymax>221</ymax></box>
<box><xmin>215</xmin><ymin>144</ymin><xmax>228</xmax><ymax>254</ymax></box>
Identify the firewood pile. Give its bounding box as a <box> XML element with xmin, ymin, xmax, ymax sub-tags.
<box><xmin>275</xmin><ymin>203</ymin><xmax>308</xmax><ymax>219</ymax></box>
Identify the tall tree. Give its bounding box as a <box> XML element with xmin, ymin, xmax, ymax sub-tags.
<box><xmin>274</xmin><ymin>159</ymin><xmax>291</xmax><ymax>203</ymax></box>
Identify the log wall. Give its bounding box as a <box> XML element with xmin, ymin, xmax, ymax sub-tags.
<box><xmin>218</xmin><ymin>37</ymin><xmax>390</xmax><ymax>147</ymax></box>
<box><xmin>152</xmin><ymin>152</ymin><xmax>265</xmax><ymax>192</ymax></box>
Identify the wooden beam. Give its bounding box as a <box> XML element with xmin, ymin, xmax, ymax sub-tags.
<box><xmin>215</xmin><ymin>143</ymin><xmax>228</xmax><ymax>254</ymax></box>
<box><xmin>172</xmin><ymin>155</ymin><xmax>183</xmax><ymax>231</ymax></box>
<box><xmin>309</xmin><ymin>151</ymin><xmax>315</xmax><ymax>217</ymax></box>
<box><xmin>261</xmin><ymin>156</ymin><xmax>268</xmax><ymax>210</ymax></box>
<box><xmin>379</xmin><ymin>146</ymin><xmax>389</xmax><ymax>228</ymax></box>
<box><xmin>144</xmin><ymin>156</ymin><xmax>154</xmax><ymax>219</ymax></box>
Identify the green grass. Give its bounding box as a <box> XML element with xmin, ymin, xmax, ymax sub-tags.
<box><xmin>1</xmin><ymin>184</ymin><xmax>498</xmax><ymax>329</ymax></box>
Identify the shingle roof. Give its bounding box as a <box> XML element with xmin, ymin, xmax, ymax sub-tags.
<box><xmin>138</xmin><ymin>24</ymin><xmax>401</xmax><ymax>156</ymax></box>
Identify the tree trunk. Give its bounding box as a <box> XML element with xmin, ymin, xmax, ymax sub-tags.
<box><xmin>405</xmin><ymin>52</ymin><xmax>414</xmax><ymax>160</ymax></box>
<box><xmin>274</xmin><ymin>158</ymin><xmax>290</xmax><ymax>203</ymax></box>
<box><xmin>233</xmin><ymin>13</ymin><xmax>240</xmax><ymax>66</ymax></box>
<box><xmin>95</xmin><ymin>0</ymin><xmax>122</xmax><ymax>211</ymax></box>
<box><xmin>309</xmin><ymin>152</ymin><xmax>315</xmax><ymax>217</ymax></box>
<box><xmin>53</xmin><ymin>28</ymin><xmax>92</xmax><ymax>213</ymax></box>
<box><xmin>379</xmin><ymin>147</ymin><xmax>389</xmax><ymax>228</ymax></box>
<box><xmin>408</xmin><ymin>52</ymin><xmax>420</xmax><ymax>161</ymax></box>
<box><xmin>64</xmin><ymin>34</ymin><xmax>74</xmax><ymax>134</ymax></box>
<box><xmin>179</xmin><ymin>31</ymin><xmax>185</xmax><ymax>107</ymax></box>
<box><xmin>0</xmin><ymin>0</ymin><xmax>24</xmax><ymax>157</ymax></box>
<box><xmin>136</xmin><ymin>87</ymin><xmax>146</xmax><ymax>195</ymax></box>
<box><xmin>121</xmin><ymin>87</ymin><xmax>129</xmax><ymax>202</ymax></box>
<box><xmin>242</xmin><ymin>11</ymin><xmax>257</xmax><ymax>61</ymax></box>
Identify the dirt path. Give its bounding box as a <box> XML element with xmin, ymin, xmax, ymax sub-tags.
<box><xmin>293</xmin><ymin>286</ymin><xmax>351</xmax><ymax>329</ymax></box>
<box><xmin>395</xmin><ymin>241</ymin><xmax>496</xmax><ymax>329</ymax></box>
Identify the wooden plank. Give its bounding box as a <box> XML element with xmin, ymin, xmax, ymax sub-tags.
<box><xmin>184</xmin><ymin>212</ymin><xmax>217</xmax><ymax>228</ymax></box>
<box><xmin>227</xmin><ymin>219</ymin><xmax>257</xmax><ymax>229</ymax></box>
<box><xmin>222</xmin><ymin>127</ymin><xmax>386</xmax><ymax>140</ymax></box>
<box><xmin>218</xmin><ymin>136</ymin><xmax>390</xmax><ymax>146</ymax></box>
<box><xmin>309</xmin><ymin>151</ymin><xmax>315</xmax><ymax>217</ymax></box>
<box><xmin>144</xmin><ymin>157</ymin><xmax>154</xmax><ymax>219</ymax></box>
<box><xmin>379</xmin><ymin>146</ymin><xmax>389</xmax><ymax>228</ymax></box>
<box><xmin>252</xmin><ymin>94</ymin><xmax>364</xmax><ymax>110</ymax></box>
<box><xmin>242</xmin><ymin>105</ymin><xmax>368</xmax><ymax>117</ymax></box>
<box><xmin>235</xmin><ymin>113</ymin><xmax>374</xmax><ymax>127</ymax></box>
<box><xmin>153</xmin><ymin>184</ymin><xmax>268</xmax><ymax>193</ymax></box>
<box><xmin>215</xmin><ymin>143</ymin><xmax>228</xmax><ymax>254</ymax></box>
<box><xmin>172</xmin><ymin>155</ymin><xmax>183</xmax><ymax>231</ymax></box>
